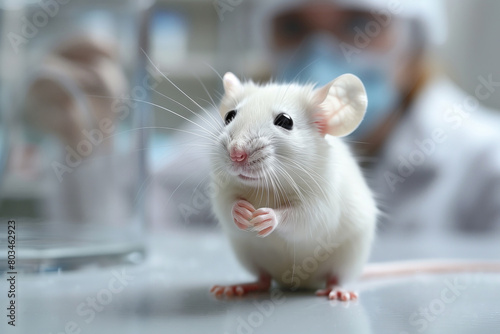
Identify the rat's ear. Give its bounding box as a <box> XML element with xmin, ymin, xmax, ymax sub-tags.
<box><xmin>313</xmin><ymin>74</ymin><xmax>367</xmax><ymax>137</ymax></box>
<box><xmin>223</xmin><ymin>72</ymin><xmax>243</xmax><ymax>97</ymax></box>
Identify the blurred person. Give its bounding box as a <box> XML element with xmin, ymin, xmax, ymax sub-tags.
<box><xmin>154</xmin><ymin>0</ymin><xmax>500</xmax><ymax>237</ymax></box>
<box><xmin>257</xmin><ymin>0</ymin><xmax>500</xmax><ymax>236</ymax></box>
<box><xmin>23</xmin><ymin>36</ymin><xmax>127</xmax><ymax>150</ymax></box>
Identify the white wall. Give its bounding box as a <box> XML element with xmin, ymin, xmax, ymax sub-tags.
<box><xmin>439</xmin><ymin>0</ymin><xmax>500</xmax><ymax>111</ymax></box>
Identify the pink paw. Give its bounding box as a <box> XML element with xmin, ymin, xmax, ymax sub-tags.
<box><xmin>231</xmin><ymin>200</ymin><xmax>277</xmax><ymax>237</ymax></box>
<box><xmin>232</xmin><ymin>200</ymin><xmax>256</xmax><ymax>230</ymax></box>
<box><xmin>210</xmin><ymin>285</ymin><xmax>246</xmax><ymax>297</ymax></box>
<box><xmin>316</xmin><ymin>287</ymin><xmax>358</xmax><ymax>301</ymax></box>
<box><xmin>210</xmin><ymin>275</ymin><xmax>272</xmax><ymax>298</ymax></box>
<box><xmin>249</xmin><ymin>208</ymin><xmax>277</xmax><ymax>237</ymax></box>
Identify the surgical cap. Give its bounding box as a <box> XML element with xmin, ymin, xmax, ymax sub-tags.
<box><xmin>254</xmin><ymin>0</ymin><xmax>447</xmax><ymax>46</ymax></box>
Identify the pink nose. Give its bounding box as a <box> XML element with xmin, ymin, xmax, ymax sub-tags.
<box><xmin>230</xmin><ymin>148</ymin><xmax>247</xmax><ymax>163</ymax></box>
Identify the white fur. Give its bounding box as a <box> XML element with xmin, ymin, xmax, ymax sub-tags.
<box><xmin>210</xmin><ymin>76</ymin><xmax>377</xmax><ymax>289</ymax></box>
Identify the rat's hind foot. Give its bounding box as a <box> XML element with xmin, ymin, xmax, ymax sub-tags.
<box><xmin>316</xmin><ymin>287</ymin><xmax>358</xmax><ymax>301</ymax></box>
<box><xmin>316</xmin><ymin>276</ymin><xmax>358</xmax><ymax>301</ymax></box>
<box><xmin>210</xmin><ymin>275</ymin><xmax>271</xmax><ymax>298</ymax></box>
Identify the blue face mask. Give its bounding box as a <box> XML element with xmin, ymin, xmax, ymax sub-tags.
<box><xmin>275</xmin><ymin>34</ymin><xmax>401</xmax><ymax>140</ymax></box>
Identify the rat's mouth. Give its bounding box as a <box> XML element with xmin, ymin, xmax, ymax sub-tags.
<box><xmin>238</xmin><ymin>174</ymin><xmax>259</xmax><ymax>181</ymax></box>
<box><xmin>230</xmin><ymin>153</ymin><xmax>269</xmax><ymax>182</ymax></box>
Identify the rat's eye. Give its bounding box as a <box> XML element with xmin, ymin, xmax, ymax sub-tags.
<box><xmin>224</xmin><ymin>110</ymin><xmax>237</xmax><ymax>125</ymax></box>
<box><xmin>274</xmin><ymin>113</ymin><xmax>293</xmax><ymax>130</ymax></box>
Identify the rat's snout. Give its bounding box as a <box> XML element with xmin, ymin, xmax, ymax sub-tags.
<box><xmin>227</xmin><ymin>137</ymin><xmax>270</xmax><ymax>175</ymax></box>
<box><xmin>230</xmin><ymin>147</ymin><xmax>248</xmax><ymax>163</ymax></box>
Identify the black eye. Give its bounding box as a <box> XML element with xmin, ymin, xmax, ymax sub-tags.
<box><xmin>274</xmin><ymin>113</ymin><xmax>293</xmax><ymax>130</ymax></box>
<box><xmin>224</xmin><ymin>110</ymin><xmax>237</xmax><ymax>125</ymax></box>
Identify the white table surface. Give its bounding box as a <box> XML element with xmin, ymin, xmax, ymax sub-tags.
<box><xmin>2</xmin><ymin>228</ymin><xmax>500</xmax><ymax>334</ymax></box>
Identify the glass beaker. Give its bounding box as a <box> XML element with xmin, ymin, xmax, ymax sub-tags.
<box><xmin>0</xmin><ymin>0</ymin><xmax>154</xmax><ymax>272</ymax></box>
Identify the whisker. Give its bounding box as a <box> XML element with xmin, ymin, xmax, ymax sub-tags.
<box><xmin>141</xmin><ymin>48</ymin><xmax>218</xmax><ymax>125</ymax></box>
<box><xmin>201</xmin><ymin>61</ymin><xmax>223</xmax><ymax>81</ymax></box>
<box><xmin>116</xmin><ymin>126</ymin><xmax>217</xmax><ymax>143</ymax></box>
<box><xmin>277</xmin><ymin>154</ymin><xmax>331</xmax><ymax>201</ymax></box>
<box><xmin>87</xmin><ymin>94</ymin><xmax>220</xmax><ymax>141</ymax></box>
<box><xmin>191</xmin><ymin>74</ymin><xmax>222</xmax><ymax>123</ymax></box>
<box><xmin>150</xmin><ymin>87</ymin><xmax>221</xmax><ymax>134</ymax></box>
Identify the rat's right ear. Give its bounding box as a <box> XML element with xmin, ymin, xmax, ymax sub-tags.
<box><xmin>313</xmin><ymin>74</ymin><xmax>367</xmax><ymax>137</ymax></box>
<box><xmin>223</xmin><ymin>72</ymin><xmax>243</xmax><ymax>97</ymax></box>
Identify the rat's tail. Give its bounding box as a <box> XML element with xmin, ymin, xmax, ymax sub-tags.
<box><xmin>361</xmin><ymin>259</ymin><xmax>500</xmax><ymax>280</ymax></box>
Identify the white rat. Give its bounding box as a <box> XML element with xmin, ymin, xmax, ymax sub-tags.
<box><xmin>209</xmin><ymin>72</ymin><xmax>377</xmax><ymax>301</ymax></box>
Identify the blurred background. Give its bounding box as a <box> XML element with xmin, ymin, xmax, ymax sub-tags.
<box><xmin>0</xmin><ymin>0</ymin><xmax>499</xmax><ymax>333</ymax></box>
<box><xmin>147</xmin><ymin>0</ymin><xmax>500</xmax><ymax>240</ymax></box>
<box><xmin>0</xmin><ymin>0</ymin><xmax>498</xmax><ymax>267</ymax></box>
<box><xmin>150</xmin><ymin>0</ymin><xmax>500</xmax><ymax>126</ymax></box>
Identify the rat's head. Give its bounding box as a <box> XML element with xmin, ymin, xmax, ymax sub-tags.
<box><xmin>211</xmin><ymin>72</ymin><xmax>367</xmax><ymax>190</ymax></box>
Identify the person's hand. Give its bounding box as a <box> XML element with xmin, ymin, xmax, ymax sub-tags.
<box><xmin>23</xmin><ymin>35</ymin><xmax>128</xmax><ymax>149</ymax></box>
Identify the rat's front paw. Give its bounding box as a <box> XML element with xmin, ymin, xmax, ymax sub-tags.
<box><xmin>232</xmin><ymin>200</ymin><xmax>256</xmax><ymax>230</ymax></box>
<box><xmin>249</xmin><ymin>208</ymin><xmax>277</xmax><ymax>237</ymax></box>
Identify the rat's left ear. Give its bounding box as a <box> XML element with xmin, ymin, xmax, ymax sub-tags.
<box><xmin>313</xmin><ymin>74</ymin><xmax>367</xmax><ymax>137</ymax></box>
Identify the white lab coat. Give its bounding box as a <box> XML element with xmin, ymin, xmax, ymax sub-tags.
<box><xmin>150</xmin><ymin>77</ymin><xmax>500</xmax><ymax>236</ymax></box>
<box><xmin>369</xmin><ymin>76</ymin><xmax>500</xmax><ymax>236</ymax></box>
